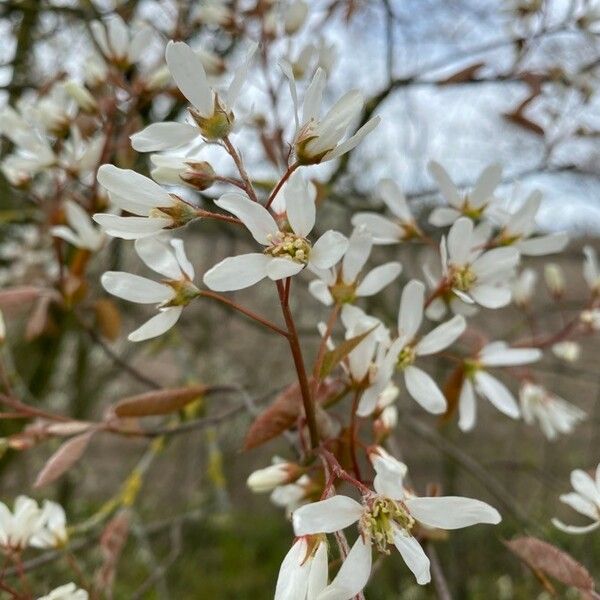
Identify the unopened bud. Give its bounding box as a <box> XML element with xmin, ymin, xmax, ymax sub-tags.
<box><xmin>0</xmin><ymin>309</ymin><xmax>5</xmax><ymax>344</ymax></box>
<box><xmin>285</xmin><ymin>0</ymin><xmax>308</xmax><ymax>35</ymax></box>
<box><xmin>144</xmin><ymin>65</ymin><xmax>172</xmax><ymax>91</ymax></box>
<box><xmin>180</xmin><ymin>161</ymin><xmax>216</xmax><ymax>191</ymax></box>
<box><xmin>580</xmin><ymin>309</ymin><xmax>600</xmax><ymax>331</ymax></box>
<box><xmin>63</xmin><ymin>80</ymin><xmax>97</xmax><ymax>113</ymax></box>
<box><xmin>544</xmin><ymin>263</ymin><xmax>565</xmax><ymax>297</ymax></box>
<box><xmin>247</xmin><ymin>462</ymin><xmax>300</xmax><ymax>493</ymax></box>
<box><xmin>552</xmin><ymin>341</ymin><xmax>580</xmax><ymax>363</ymax></box>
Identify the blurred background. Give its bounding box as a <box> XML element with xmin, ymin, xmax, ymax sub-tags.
<box><xmin>1</xmin><ymin>0</ymin><xmax>599</xmax><ymax>598</ymax></box>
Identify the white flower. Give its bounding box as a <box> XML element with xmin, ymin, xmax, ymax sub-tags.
<box><xmin>544</xmin><ymin>263</ymin><xmax>565</xmax><ymax>297</ymax></box>
<box><xmin>309</xmin><ymin>226</ymin><xmax>402</xmax><ymax>305</ymax></box>
<box><xmin>364</xmin><ymin>280</ymin><xmax>466</xmax><ymax>416</ymax></box>
<box><xmin>552</xmin><ymin>465</ymin><xmax>600</xmax><ymax>534</ymax></box>
<box><xmin>37</xmin><ymin>582</ymin><xmax>88</xmax><ymax>600</ymax></box>
<box><xmin>551</xmin><ymin>341</ymin><xmax>580</xmax><ymax>362</ymax></box>
<box><xmin>0</xmin><ymin>496</ymin><xmax>43</xmax><ymax>552</ymax></box>
<box><xmin>494</xmin><ymin>191</ymin><xmax>568</xmax><ymax>256</ymax></box>
<box><xmin>442</xmin><ymin>217</ymin><xmax>519</xmax><ymax>308</ymax></box>
<box><xmin>519</xmin><ymin>382</ymin><xmax>585</xmax><ymax>440</ymax></box>
<box><xmin>101</xmin><ymin>236</ymin><xmax>198</xmax><ymax>342</ymax></box>
<box><xmin>511</xmin><ymin>268</ymin><xmax>537</xmax><ymax>307</ymax></box>
<box><xmin>51</xmin><ymin>200</ymin><xmax>104</xmax><ymax>252</ymax></box>
<box><xmin>581</xmin><ymin>309</ymin><xmax>600</xmax><ymax>331</ymax></box>
<box><xmin>352</xmin><ymin>179</ymin><xmax>421</xmax><ymax>244</ymax></box>
<box><xmin>373</xmin><ymin>384</ymin><xmax>399</xmax><ymax>435</ymax></box>
<box><xmin>458</xmin><ymin>342</ymin><xmax>542</xmax><ymax>431</ymax></box>
<box><xmin>131</xmin><ymin>40</ymin><xmax>255</xmax><ymax>150</ymax></box>
<box><xmin>428</xmin><ymin>161</ymin><xmax>502</xmax><ymax>226</ymax></box>
<box><xmin>583</xmin><ymin>245</ymin><xmax>600</xmax><ymax>294</ymax></box>
<box><xmin>90</xmin><ymin>15</ymin><xmax>154</xmax><ymax>67</ymax></box>
<box><xmin>293</xmin><ymin>454</ymin><xmax>501</xmax><ymax>587</ymax></box>
<box><xmin>247</xmin><ymin>462</ymin><xmax>300</xmax><ymax>493</ymax></box>
<box><xmin>30</xmin><ymin>501</ymin><xmax>68</xmax><ymax>549</ymax></box>
<box><xmin>59</xmin><ymin>128</ymin><xmax>105</xmax><ymax>178</ymax></box>
<box><xmin>271</xmin><ymin>475</ymin><xmax>314</xmax><ymax>516</ymax></box>
<box><xmin>282</xmin><ymin>66</ymin><xmax>380</xmax><ymax>164</ymax></box>
<box><xmin>284</xmin><ymin>0</ymin><xmax>309</xmax><ymax>34</ymax></box>
<box><xmin>203</xmin><ymin>174</ymin><xmax>348</xmax><ymax>291</ymax></box>
<box><xmin>94</xmin><ymin>165</ymin><xmax>197</xmax><ymax>239</ymax></box>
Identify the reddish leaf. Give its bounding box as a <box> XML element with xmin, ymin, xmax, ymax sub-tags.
<box><xmin>95</xmin><ymin>509</ymin><xmax>130</xmax><ymax>594</ymax></box>
<box><xmin>439</xmin><ymin>62</ymin><xmax>485</xmax><ymax>84</ymax></box>
<box><xmin>34</xmin><ymin>431</ymin><xmax>95</xmax><ymax>488</ymax></box>
<box><xmin>320</xmin><ymin>326</ymin><xmax>376</xmax><ymax>377</ymax></box>
<box><xmin>114</xmin><ymin>385</ymin><xmax>206</xmax><ymax>418</ymax></box>
<box><xmin>0</xmin><ymin>287</ymin><xmax>45</xmax><ymax>311</ymax></box>
<box><xmin>505</xmin><ymin>536</ymin><xmax>597</xmax><ymax>593</ymax></box>
<box><xmin>503</xmin><ymin>110</ymin><xmax>545</xmax><ymax>136</ymax></box>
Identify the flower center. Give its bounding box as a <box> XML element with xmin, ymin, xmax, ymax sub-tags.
<box><xmin>163</xmin><ymin>279</ymin><xmax>201</xmax><ymax>307</ymax></box>
<box><xmin>265</xmin><ymin>231</ymin><xmax>311</xmax><ymax>264</ymax></box>
<box><xmin>330</xmin><ymin>280</ymin><xmax>357</xmax><ymax>304</ymax></box>
<box><xmin>360</xmin><ymin>497</ymin><xmax>414</xmax><ymax>553</ymax></box>
<box><xmin>396</xmin><ymin>345</ymin><xmax>416</xmax><ymax>370</ymax></box>
<box><xmin>450</xmin><ymin>265</ymin><xmax>477</xmax><ymax>292</ymax></box>
<box><xmin>461</xmin><ymin>197</ymin><xmax>486</xmax><ymax>220</ymax></box>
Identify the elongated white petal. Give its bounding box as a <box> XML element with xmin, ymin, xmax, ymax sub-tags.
<box><xmin>130</xmin><ymin>122</ymin><xmax>199</xmax><ymax>152</ymax></box>
<box><xmin>324</xmin><ymin>116</ymin><xmax>380</xmax><ymax>161</ymax></box>
<box><xmin>428</xmin><ymin>207</ymin><xmax>461</xmax><ymax>227</ymax></box>
<box><xmin>559</xmin><ymin>493</ymin><xmax>598</xmax><ymax>520</ymax></box>
<box><xmin>292</xmin><ymin>496</ymin><xmax>363</xmax><ymax>536</ymax></box>
<box><xmin>342</xmin><ymin>227</ymin><xmax>372</xmax><ymax>284</ymax></box>
<box><xmin>470</xmin><ymin>163</ymin><xmax>502</xmax><ymax>208</ymax></box>
<box><xmin>274</xmin><ymin>539</ymin><xmax>310</xmax><ymax>600</ymax></box>
<box><xmin>97</xmin><ymin>165</ymin><xmax>174</xmax><ymax>208</ymax></box>
<box><xmin>303</xmin><ymin>68</ymin><xmax>326</xmax><ymax>124</ymax></box>
<box><xmin>128</xmin><ymin>307</ymin><xmax>182</xmax><ymax>342</ymax></box>
<box><xmin>506</xmin><ymin>192</ymin><xmax>541</xmax><ymax>237</ymax></box>
<box><xmin>101</xmin><ymin>272</ymin><xmax>172</xmax><ymax>304</ymax></box>
<box><xmin>480</xmin><ymin>346</ymin><xmax>541</xmax><ymax>366</ymax></box>
<box><xmin>552</xmin><ymin>519</ymin><xmax>600</xmax><ymax>535</ymax></box>
<box><xmin>351</xmin><ymin>213</ymin><xmax>402</xmax><ymax>244</ymax></box>
<box><xmin>93</xmin><ymin>214</ymin><xmax>172</xmax><ymax>239</ymax></box>
<box><xmin>134</xmin><ymin>237</ymin><xmax>182</xmax><ymax>279</ymax></box>
<box><xmin>447</xmin><ymin>217</ymin><xmax>473</xmax><ymax>265</ymax></box>
<box><xmin>215</xmin><ymin>193</ymin><xmax>278</xmax><ymax>245</ymax></box>
<box><xmin>470</xmin><ymin>284</ymin><xmax>512</xmax><ymax>308</ymax></box>
<box><xmin>428</xmin><ymin>161</ymin><xmax>461</xmax><ymax>208</ymax></box>
<box><xmin>398</xmin><ymin>280</ymin><xmax>425</xmax><ymax>339</ymax></box>
<box><xmin>266</xmin><ymin>258</ymin><xmax>304</xmax><ymax>280</ymax></box>
<box><xmin>310</xmin><ymin>231</ymin><xmax>348</xmax><ymax>269</ymax></box>
<box><xmin>372</xmin><ymin>450</ymin><xmax>407</xmax><ymax>499</ymax></box>
<box><xmin>106</xmin><ymin>193</ymin><xmax>151</xmax><ymax>216</ymax></box>
<box><xmin>570</xmin><ymin>470</ymin><xmax>600</xmax><ymax>505</ymax></box>
<box><xmin>378</xmin><ymin>179</ymin><xmax>412</xmax><ymax>221</ymax></box>
<box><xmin>317</xmin><ymin>537</ymin><xmax>372</xmax><ymax>600</ymax></box>
<box><xmin>458</xmin><ymin>379</ymin><xmax>477</xmax><ymax>432</ymax></box>
<box><xmin>203</xmin><ymin>253</ymin><xmax>270</xmax><ymax>291</ymax></box>
<box><xmin>65</xmin><ymin>200</ymin><xmax>97</xmax><ymax>242</ymax></box>
<box><xmin>415</xmin><ymin>315</ymin><xmax>465</xmax><ymax>356</ymax></box>
<box><xmin>170</xmin><ymin>239</ymin><xmax>194</xmax><ymax>279</ymax></box>
<box><xmin>308</xmin><ymin>542</ymin><xmax>329</xmax><ymax>598</ymax></box>
<box><xmin>356</xmin><ymin>262</ymin><xmax>402</xmax><ymax>296</ymax></box>
<box><xmin>285</xmin><ymin>172</ymin><xmax>316</xmax><ymax>238</ymax></box>
<box><xmin>309</xmin><ymin>280</ymin><xmax>334</xmax><ymax>306</ymax></box>
<box><xmin>406</xmin><ymin>496</ymin><xmax>501</xmax><ymax>530</ymax></box>
<box><xmin>166</xmin><ymin>41</ymin><xmax>213</xmax><ymax>117</ymax></box>
<box><xmin>392</xmin><ymin>528</ymin><xmax>431</xmax><ymax>585</ymax></box>
<box><xmin>226</xmin><ymin>42</ymin><xmax>257</xmax><ymax>109</ymax></box>
<box><xmin>474</xmin><ymin>371</ymin><xmax>520</xmax><ymax>418</ymax></box>
<box><xmin>51</xmin><ymin>226</ymin><xmax>81</xmax><ymax>247</ymax></box>
<box><xmin>471</xmin><ymin>247</ymin><xmax>519</xmax><ymax>280</ymax></box>
<box><xmin>517</xmin><ymin>233</ymin><xmax>568</xmax><ymax>256</ymax></box>
<box><xmin>404</xmin><ymin>366</ymin><xmax>447</xmax><ymax>414</ymax></box>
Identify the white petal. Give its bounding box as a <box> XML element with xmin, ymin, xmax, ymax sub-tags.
<box><xmin>285</xmin><ymin>172</ymin><xmax>316</xmax><ymax>238</ymax></box>
<box><xmin>415</xmin><ymin>315</ymin><xmax>465</xmax><ymax>356</ymax></box>
<box><xmin>93</xmin><ymin>214</ymin><xmax>172</xmax><ymax>239</ymax></box>
<box><xmin>324</xmin><ymin>116</ymin><xmax>380</xmax><ymax>161</ymax></box>
<box><xmin>226</xmin><ymin>42</ymin><xmax>256</xmax><ymax>109</ymax></box>
<box><xmin>51</xmin><ymin>226</ymin><xmax>81</xmax><ymax>247</ymax></box>
<box><xmin>274</xmin><ymin>539</ymin><xmax>310</xmax><ymax>600</ymax></box>
<box><xmin>130</xmin><ymin>122</ymin><xmax>199</xmax><ymax>152</ymax></box>
<box><xmin>447</xmin><ymin>217</ymin><xmax>473</xmax><ymax>265</ymax></box>
<box><xmin>302</xmin><ymin>68</ymin><xmax>326</xmax><ymax>124</ymax></box>
<box><xmin>342</xmin><ymin>227</ymin><xmax>372</xmax><ymax>284</ymax></box>
<box><xmin>292</xmin><ymin>496</ymin><xmax>363</xmax><ymax>536</ymax></box>
<box><xmin>166</xmin><ymin>41</ymin><xmax>213</xmax><ymax>117</ymax></box>
<box><xmin>392</xmin><ymin>529</ymin><xmax>431</xmax><ymax>585</ymax></box>
<box><xmin>406</xmin><ymin>496</ymin><xmax>501</xmax><ymax>530</ymax></box>
<box><xmin>317</xmin><ymin>537</ymin><xmax>372</xmax><ymax>600</ymax></box>
<box><xmin>458</xmin><ymin>379</ymin><xmax>477</xmax><ymax>432</ymax></box>
<box><xmin>203</xmin><ymin>253</ymin><xmax>270</xmax><ymax>291</ymax></box>
<box><xmin>552</xmin><ymin>519</ymin><xmax>600</xmax><ymax>535</ymax></box>
<box><xmin>308</xmin><ymin>542</ymin><xmax>329</xmax><ymax>598</ymax></box>
<box><xmin>480</xmin><ymin>346</ymin><xmax>542</xmax><ymax>366</ymax></box>
<box><xmin>356</xmin><ymin>262</ymin><xmax>402</xmax><ymax>297</ymax></box>
<box><xmin>134</xmin><ymin>237</ymin><xmax>182</xmax><ymax>279</ymax></box>
<box><xmin>570</xmin><ymin>470</ymin><xmax>600</xmax><ymax>505</ymax></box>
<box><xmin>398</xmin><ymin>280</ymin><xmax>425</xmax><ymax>339</ymax></box>
<box><xmin>505</xmin><ymin>192</ymin><xmax>541</xmax><ymax>237</ymax></box>
<box><xmin>428</xmin><ymin>161</ymin><xmax>461</xmax><ymax>207</ymax></box>
<box><xmin>559</xmin><ymin>493</ymin><xmax>598</xmax><ymax>520</ymax></box>
<box><xmin>377</xmin><ymin>179</ymin><xmax>412</xmax><ymax>221</ymax></box>
<box><xmin>266</xmin><ymin>258</ymin><xmax>304</xmax><ymax>280</ymax></box>
<box><xmin>517</xmin><ymin>233</ymin><xmax>568</xmax><ymax>256</ymax></box>
<box><xmin>101</xmin><ymin>272</ymin><xmax>172</xmax><ymax>304</ymax></box>
<box><xmin>472</xmin><ymin>247</ymin><xmax>519</xmax><ymax>280</ymax></box>
<box><xmin>404</xmin><ymin>366</ymin><xmax>447</xmax><ymax>414</ymax></box>
<box><xmin>470</xmin><ymin>285</ymin><xmax>512</xmax><ymax>309</ymax></box>
<box><xmin>474</xmin><ymin>371</ymin><xmax>520</xmax><ymax>418</ymax></box>
<box><xmin>215</xmin><ymin>193</ymin><xmax>278</xmax><ymax>245</ymax></box>
<box><xmin>97</xmin><ymin>165</ymin><xmax>174</xmax><ymax>208</ymax></box>
<box><xmin>428</xmin><ymin>207</ymin><xmax>461</xmax><ymax>227</ymax></box>
<box><xmin>470</xmin><ymin>163</ymin><xmax>502</xmax><ymax>208</ymax></box>
<box><xmin>310</xmin><ymin>231</ymin><xmax>348</xmax><ymax>269</ymax></box>
<box><xmin>65</xmin><ymin>200</ymin><xmax>97</xmax><ymax>242</ymax></box>
<box><xmin>106</xmin><ymin>192</ymin><xmax>151</xmax><ymax>216</ymax></box>
<box><xmin>309</xmin><ymin>280</ymin><xmax>334</xmax><ymax>306</ymax></box>
<box><xmin>128</xmin><ymin>307</ymin><xmax>182</xmax><ymax>342</ymax></box>
<box><xmin>372</xmin><ymin>451</ymin><xmax>407</xmax><ymax>499</ymax></box>
<box><xmin>351</xmin><ymin>213</ymin><xmax>402</xmax><ymax>244</ymax></box>
<box><xmin>171</xmin><ymin>239</ymin><xmax>194</xmax><ymax>279</ymax></box>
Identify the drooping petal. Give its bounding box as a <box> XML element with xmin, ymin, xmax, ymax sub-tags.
<box><xmin>559</xmin><ymin>493</ymin><xmax>598</xmax><ymax>520</ymax></box>
<box><xmin>342</xmin><ymin>227</ymin><xmax>372</xmax><ymax>284</ymax></box>
<box><xmin>428</xmin><ymin>161</ymin><xmax>461</xmax><ymax>208</ymax></box>
<box><xmin>351</xmin><ymin>213</ymin><xmax>402</xmax><ymax>244</ymax></box>
<box><xmin>470</xmin><ymin>284</ymin><xmax>512</xmax><ymax>309</ymax></box>
<box><xmin>170</xmin><ymin>238</ymin><xmax>195</xmax><ymax>279</ymax></box>
<box><xmin>165</xmin><ymin>41</ymin><xmax>213</xmax><ymax>117</ymax></box>
<box><xmin>97</xmin><ymin>165</ymin><xmax>174</xmax><ymax>208</ymax></box>
<box><xmin>274</xmin><ymin>539</ymin><xmax>310</xmax><ymax>600</ymax></box>
<box><xmin>324</xmin><ymin>116</ymin><xmax>381</xmax><ymax>161</ymax></box>
<box><xmin>415</xmin><ymin>315</ymin><xmax>465</xmax><ymax>356</ymax></box>
<box><xmin>310</xmin><ymin>230</ymin><xmax>349</xmax><ymax>269</ymax></box>
<box><xmin>203</xmin><ymin>253</ymin><xmax>270</xmax><ymax>291</ymax></box>
<box><xmin>309</xmin><ymin>280</ymin><xmax>334</xmax><ymax>306</ymax></box>
<box><xmin>128</xmin><ymin>307</ymin><xmax>183</xmax><ymax>342</ymax></box>
<box><xmin>372</xmin><ymin>449</ymin><xmax>408</xmax><ymax>499</ymax></box>
<box><xmin>130</xmin><ymin>122</ymin><xmax>199</xmax><ymax>152</ymax></box>
<box><xmin>551</xmin><ymin>519</ymin><xmax>600</xmax><ymax>535</ymax></box>
<box><xmin>134</xmin><ymin>237</ymin><xmax>182</xmax><ymax>279</ymax></box>
<box><xmin>377</xmin><ymin>179</ymin><xmax>412</xmax><ymax>221</ymax></box>
<box><xmin>215</xmin><ymin>193</ymin><xmax>278</xmax><ymax>245</ymax></box>
<box><xmin>517</xmin><ymin>233</ymin><xmax>568</xmax><ymax>256</ymax></box>
<box><xmin>458</xmin><ymin>379</ymin><xmax>477</xmax><ymax>432</ymax></box>
<box><xmin>469</xmin><ymin>163</ymin><xmax>502</xmax><ymax>208</ymax></box>
<box><xmin>406</xmin><ymin>496</ymin><xmax>501</xmax><ymax>530</ymax></box>
<box><xmin>474</xmin><ymin>371</ymin><xmax>520</xmax><ymax>418</ymax></box>
<box><xmin>428</xmin><ymin>207</ymin><xmax>461</xmax><ymax>227</ymax></box>
<box><xmin>285</xmin><ymin>172</ymin><xmax>316</xmax><ymax>237</ymax></box>
<box><xmin>101</xmin><ymin>272</ymin><xmax>172</xmax><ymax>304</ymax></box>
<box><xmin>308</xmin><ymin>541</ymin><xmax>329</xmax><ymax>598</ymax></box>
<box><xmin>398</xmin><ymin>280</ymin><xmax>425</xmax><ymax>339</ymax></box>
<box><xmin>447</xmin><ymin>217</ymin><xmax>473</xmax><ymax>265</ymax></box>
<box><xmin>570</xmin><ymin>470</ymin><xmax>600</xmax><ymax>505</ymax></box>
<box><xmin>392</xmin><ymin>528</ymin><xmax>431</xmax><ymax>585</ymax></box>
<box><xmin>93</xmin><ymin>214</ymin><xmax>172</xmax><ymax>239</ymax></box>
<box><xmin>356</xmin><ymin>262</ymin><xmax>402</xmax><ymax>297</ymax></box>
<box><xmin>292</xmin><ymin>496</ymin><xmax>363</xmax><ymax>536</ymax></box>
<box><xmin>404</xmin><ymin>366</ymin><xmax>447</xmax><ymax>414</ymax></box>
<box><xmin>266</xmin><ymin>258</ymin><xmax>304</xmax><ymax>280</ymax></box>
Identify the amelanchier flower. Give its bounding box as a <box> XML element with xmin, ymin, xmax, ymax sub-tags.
<box><xmin>309</xmin><ymin>226</ymin><xmax>402</xmax><ymax>305</ymax></box>
<box><xmin>30</xmin><ymin>500</ymin><xmax>68</xmax><ymax>549</ymax></box>
<box><xmin>94</xmin><ymin>165</ymin><xmax>198</xmax><ymax>240</ymax></box>
<box><xmin>203</xmin><ymin>175</ymin><xmax>348</xmax><ymax>291</ymax></box>
<box><xmin>131</xmin><ymin>40</ymin><xmax>255</xmax><ymax>150</ymax></box>
<box><xmin>519</xmin><ymin>382</ymin><xmax>586</xmax><ymax>440</ymax></box>
<box><xmin>293</xmin><ymin>452</ymin><xmax>501</xmax><ymax>587</ymax></box>
<box><xmin>51</xmin><ymin>200</ymin><xmax>104</xmax><ymax>252</ymax></box>
<box><xmin>0</xmin><ymin>496</ymin><xmax>43</xmax><ymax>553</ymax></box>
<box><xmin>428</xmin><ymin>161</ymin><xmax>502</xmax><ymax>226</ymax></box>
<box><xmin>551</xmin><ymin>341</ymin><xmax>581</xmax><ymax>363</ymax></box>
<box><xmin>511</xmin><ymin>268</ymin><xmax>538</xmax><ymax>307</ymax></box>
<box><xmin>552</xmin><ymin>464</ymin><xmax>600</xmax><ymax>534</ymax></box>
<box><xmin>458</xmin><ymin>342</ymin><xmax>542</xmax><ymax>431</ymax></box>
<box><xmin>441</xmin><ymin>217</ymin><xmax>519</xmax><ymax>309</ymax></box>
<box><xmin>101</xmin><ymin>236</ymin><xmax>199</xmax><ymax>342</ymax></box>
<box><xmin>37</xmin><ymin>582</ymin><xmax>88</xmax><ymax>600</ymax></box>
<box><xmin>352</xmin><ymin>179</ymin><xmax>421</xmax><ymax>244</ymax></box>
<box><xmin>282</xmin><ymin>66</ymin><xmax>380</xmax><ymax>164</ymax></box>
<box><xmin>492</xmin><ymin>191</ymin><xmax>569</xmax><ymax>256</ymax></box>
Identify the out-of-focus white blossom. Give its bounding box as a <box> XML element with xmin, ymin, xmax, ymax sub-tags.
<box><xmin>544</xmin><ymin>263</ymin><xmax>565</xmax><ymax>297</ymax></box>
<box><xmin>0</xmin><ymin>496</ymin><xmax>43</xmax><ymax>552</ymax></box>
<box><xmin>511</xmin><ymin>268</ymin><xmax>537</xmax><ymax>307</ymax></box>
<box><xmin>553</xmin><ymin>464</ymin><xmax>600</xmax><ymax>534</ymax></box>
<box><xmin>583</xmin><ymin>246</ymin><xmax>600</xmax><ymax>294</ymax></box>
<box><xmin>552</xmin><ymin>341</ymin><xmax>580</xmax><ymax>363</ymax></box>
<box><xmin>37</xmin><ymin>583</ymin><xmax>88</xmax><ymax>600</ymax></box>
<box><xmin>30</xmin><ymin>501</ymin><xmax>68</xmax><ymax>549</ymax></box>
<box><xmin>51</xmin><ymin>200</ymin><xmax>104</xmax><ymax>252</ymax></box>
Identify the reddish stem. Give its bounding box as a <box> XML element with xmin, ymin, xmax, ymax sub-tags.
<box><xmin>265</xmin><ymin>163</ymin><xmax>299</xmax><ymax>210</ymax></box>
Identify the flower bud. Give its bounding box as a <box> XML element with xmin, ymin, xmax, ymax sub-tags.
<box><xmin>285</xmin><ymin>0</ymin><xmax>309</xmax><ymax>35</ymax></box>
<box><xmin>0</xmin><ymin>309</ymin><xmax>5</xmax><ymax>344</ymax></box>
<box><xmin>180</xmin><ymin>161</ymin><xmax>216</xmax><ymax>191</ymax></box>
<box><xmin>551</xmin><ymin>341</ymin><xmax>580</xmax><ymax>363</ymax></box>
<box><xmin>580</xmin><ymin>309</ymin><xmax>600</xmax><ymax>331</ymax></box>
<box><xmin>63</xmin><ymin>80</ymin><xmax>98</xmax><ymax>113</ymax></box>
<box><xmin>247</xmin><ymin>462</ymin><xmax>300</xmax><ymax>493</ymax></box>
<box><xmin>544</xmin><ymin>263</ymin><xmax>565</xmax><ymax>297</ymax></box>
